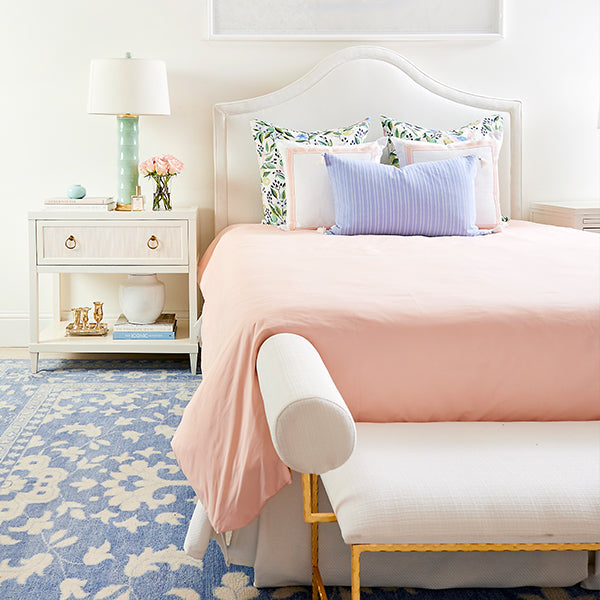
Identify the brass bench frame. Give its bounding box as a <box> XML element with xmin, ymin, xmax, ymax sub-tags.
<box><xmin>302</xmin><ymin>473</ymin><xmax>600</xmax><ymax>600</ymax></box>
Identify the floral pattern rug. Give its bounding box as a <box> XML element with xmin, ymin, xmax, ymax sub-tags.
<box><xmin>0</xmin><ymin>358</ymin><xmax>597</xmax><ymax>600</ymax></box>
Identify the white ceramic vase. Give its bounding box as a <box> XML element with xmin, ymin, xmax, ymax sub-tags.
<box><xmin>119</xmin><ymin>274</ymin><xmax>166</xmax><ymax>324</ymax></box>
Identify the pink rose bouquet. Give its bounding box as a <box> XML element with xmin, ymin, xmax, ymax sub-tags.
<box><xmin>139</xmin><ymin>154</ymin><xmax>184</xmax><ymax>210</ymax></box>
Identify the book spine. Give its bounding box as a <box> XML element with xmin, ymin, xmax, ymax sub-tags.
<box><xmin>113</xmin><ymin>324</ymin><xmax>175</xmax><ymax>332</ymax></box>
<box><xmin>44</xmin><ymin>204</ymin><xmax>116</xmax><ymax>211</ymax></box>
<box><xmin>44</xmin><ymin>197</ymin><xmax>113</xmax><ymax>205</ymax></box>
<box><xmin>112</xmin><ymin>331</ymin><xmax>175</xmax><ymax>340</ymax></box>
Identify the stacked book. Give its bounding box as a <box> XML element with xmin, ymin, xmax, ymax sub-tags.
<box><xmin>112</xmin><ymin>313</ymin><xmax>177</xmax><ymax>340</ymax></box>
<box><xmin>44</xmin><ymin>197</ymin><xmax>115</xmax><ymax>211</ymax></box>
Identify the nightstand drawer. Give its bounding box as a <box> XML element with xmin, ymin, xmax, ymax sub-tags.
<box><xmin>36</xmin><ymin>220</ymin><xmax>188</xmax><ymax>266</ymax></box>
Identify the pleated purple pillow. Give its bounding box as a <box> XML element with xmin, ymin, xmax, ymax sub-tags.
<box><xmin>325</xmin><ymin>153</ymin><xmax>482</xmax><ymax>237</ymax></box>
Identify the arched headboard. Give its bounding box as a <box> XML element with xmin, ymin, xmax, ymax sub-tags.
<box><xmin>213</xmin><ymin>46</ymin><xmax>522</xmax><ymax>233</ymax></box>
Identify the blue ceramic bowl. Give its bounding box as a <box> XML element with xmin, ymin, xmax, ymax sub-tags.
<box><xmin>67</xmin><ymin>184</ymin><xmax>86</xmax><ymax>199</ymax></box>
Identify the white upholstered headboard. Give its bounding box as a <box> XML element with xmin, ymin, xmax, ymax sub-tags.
<box><xmin>213</xmin><ymin>46</ymin><xmax>522</xmax><ymax>233</ymax></box>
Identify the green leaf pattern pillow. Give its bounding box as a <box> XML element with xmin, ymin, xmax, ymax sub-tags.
<box><xmin>381</xmin><ymin>114</ymin><xmax>503</xmax><ymax>167</ymax></box>
<box><xmin>251</xmin><ymin>118</ymin><xmax>370</xmax><ymax>226</ymax></box>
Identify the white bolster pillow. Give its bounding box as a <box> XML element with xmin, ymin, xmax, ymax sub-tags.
<box><xmin>257</xmin><ymin>333</ymin><xmax>356</xmax><ymax>474</ymax></box>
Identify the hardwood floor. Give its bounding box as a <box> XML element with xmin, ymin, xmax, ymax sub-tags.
<box><xmin>0</xmin><ymin>348</ymin><xmax>29</xmax><ymax>358</ymax></box>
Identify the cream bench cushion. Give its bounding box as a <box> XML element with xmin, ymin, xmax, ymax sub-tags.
<box><xmin>321</xmin><ymin>421</ymin><xmax>600</xmax><ymax>546</ymax></box>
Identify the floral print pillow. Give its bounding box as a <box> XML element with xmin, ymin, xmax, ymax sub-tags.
<box><xmin>251</xmin><ymin>118</ymin><xmax>370</xmax><ymax>226</ymax></box>
<box><xmin>381</xmin><ymin>114</ymin><xmax>503</xmax><ymax>167</ymax></box>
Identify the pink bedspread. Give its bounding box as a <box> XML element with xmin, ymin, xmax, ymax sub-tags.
<box><xmin>172</xmin><ymin>221</ymin><xmax>600</xmax><ymax>533</ymax></box>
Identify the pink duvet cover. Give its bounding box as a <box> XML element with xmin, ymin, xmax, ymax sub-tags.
<box><xmin>172</xmin><ymin>221</ymin><xmax>600</xmax><ymax>533</ymax></box>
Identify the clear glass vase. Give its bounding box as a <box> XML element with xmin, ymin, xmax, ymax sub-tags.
<box><xmin>153</xmin><ymin>176</ymin><xmax>172</xmax><ymax>210</ymax></box>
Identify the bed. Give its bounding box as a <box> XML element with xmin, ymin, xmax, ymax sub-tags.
<box><xmin>171</xmin><ymin>46</ymin><xmax>600</xmax><ymax>589</ymax></box>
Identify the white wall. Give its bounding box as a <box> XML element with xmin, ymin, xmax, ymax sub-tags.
<box><xmin>1</xmin><ymin>0</ymin><xmax>598</xmax><ymax>346</ymax></box>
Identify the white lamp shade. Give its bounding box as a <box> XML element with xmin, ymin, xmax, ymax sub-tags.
<box><xmin>88</xmin><ymin>57</ymin><xmax>170</xmax><ymax>116</ymax></box>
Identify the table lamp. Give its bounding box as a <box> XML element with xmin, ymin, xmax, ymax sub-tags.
<box><xmin>88</xmin><ymin>53</ymin><xmax>170</xmax><ymax>210</ymax></box>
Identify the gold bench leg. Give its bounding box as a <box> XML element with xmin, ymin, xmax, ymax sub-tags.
<box><xmin>348</xmin><ymin>541</ymin><xmax>600</xmax><ymax>600</ymax></box>
<box><xmin>312</xmin><ymin>520</ymin><xmax>327</xmax><ymax>600</ymax></box>
<box><xmin>309</xmin><ymin>473</ymin><xmax>329</xmax><ymax>600</ymax></box>
<box><xmin>351</xmin><ymin>545</ymin><xmax>361</xmax><ymax>600</ymax></box>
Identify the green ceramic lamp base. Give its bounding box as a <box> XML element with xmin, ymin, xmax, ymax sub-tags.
<box><xmin>116</xmin><ymin>116</ymin><xmax>139</xmax><ymax>209</ymax></box>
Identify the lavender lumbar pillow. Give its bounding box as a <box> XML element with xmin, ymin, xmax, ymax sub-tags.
<box><xmin>324</xmin><ymin>153</ymin><xmax>482</xmax><ymax>237</ymax></box>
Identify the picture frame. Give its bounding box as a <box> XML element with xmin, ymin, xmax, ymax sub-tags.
<box><xmin>209</xmin><ymin>0</ymin><xmax>504</xmax><ymax>41</ymax></box>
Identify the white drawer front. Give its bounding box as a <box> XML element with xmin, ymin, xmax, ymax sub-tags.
<box><xmin>37</xmin><ymin>220</ymin><xmax>188</xmax><ymax>266</ymax></box>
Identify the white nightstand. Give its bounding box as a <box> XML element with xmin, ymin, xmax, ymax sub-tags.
<box><xmin>530</xmin><ymin>200</ymin><xmax>600</xmax><ymax>233</ymax></box>
<box><xmin>28</xmin><ymin>208</ymin><xmax>199</xmax><ymax>374</ymax></box>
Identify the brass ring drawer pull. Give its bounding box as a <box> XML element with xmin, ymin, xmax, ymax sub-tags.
<box><xmin>147</xmin><ymin>235</ymin><xmax>159</xmax><ymax>250</ymax></box>
<box><xmin>65</xmin><ymin>235</ymin><xmax>76</xmax><ymax>250</ymax></box>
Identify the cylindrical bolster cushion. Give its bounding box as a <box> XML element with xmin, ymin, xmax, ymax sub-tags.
<box><xmin>257</xmin><ymin>333</ymin><xmax>356</xmax><ymax>474</ymax></box>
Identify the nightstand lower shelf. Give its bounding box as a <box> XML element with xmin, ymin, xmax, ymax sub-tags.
<box><xmin>30</xmin><ymin>320</ymin><xmax>199</xmax><ymax>374</ymax></box>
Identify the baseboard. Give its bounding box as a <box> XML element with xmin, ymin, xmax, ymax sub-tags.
<box><xmin>0</xmin><ymin>312</ymin><xmax>51</xmax><ymax>347</ymax></box>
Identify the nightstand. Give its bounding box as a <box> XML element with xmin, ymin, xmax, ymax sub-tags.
<box><xmin>530</xmin><ymin>200</ymin><xmax>600</xmax><ymax>233</ymax></box>
<box><xmin>28</xmin><ymin>208</ymin><xmax>199</xmax><ymax>373</ymax></box>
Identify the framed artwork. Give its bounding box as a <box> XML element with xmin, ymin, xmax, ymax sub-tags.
<box><xmin>209</xmin><ymin>0</ymin><xmax>504</xmax><ymax>40</ymax></box>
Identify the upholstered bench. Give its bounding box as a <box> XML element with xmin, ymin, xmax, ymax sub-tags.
<box><xmin>257</xmin><ymin>333</ymin><xmax>600</xmax><ymax>600</ymax></box>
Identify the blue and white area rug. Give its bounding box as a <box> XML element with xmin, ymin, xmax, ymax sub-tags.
<box><xmin>0</xmin><ymin>358</ymin><xmax>597</xmax><ymax>600</ymax></box>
